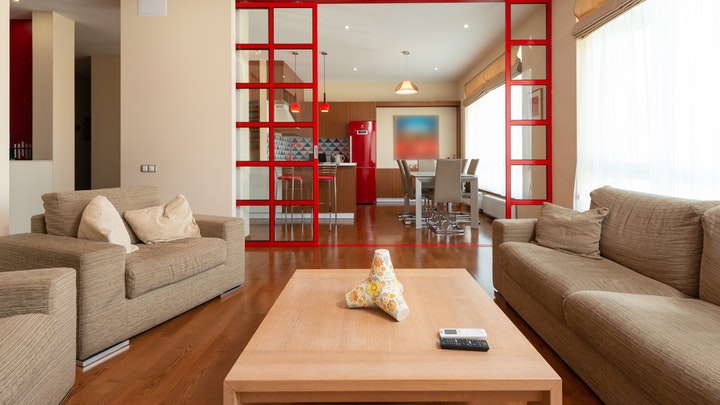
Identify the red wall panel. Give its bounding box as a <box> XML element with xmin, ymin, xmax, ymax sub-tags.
<box><xmin>10</xmin><ymin>19</ymin><xmax>33</xmax><ymax>150</ymax></box>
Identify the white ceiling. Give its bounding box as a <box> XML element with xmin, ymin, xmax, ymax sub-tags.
<box><xmin>9</xmin><ymin>1</ymin><xmax>520</xmax><ymax>83</ymax></box>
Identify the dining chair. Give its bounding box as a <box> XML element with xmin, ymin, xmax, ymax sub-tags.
<box><xmin>396</xmin><ymin>160</ymin><xmax>413</xmax><ymax>219</ymax></box>
<box><xmin>428</xmin><ymin>158</ymin><xmax>464</xmax><ymax>234</ymax></box>
<box><xmin>417</xmin><ymin>159</ymin><xmax>436</xmax><ymax>173</ymax></box>
<box><xmin>318</xmin><ymin>164</ymin><xmax>338</xmax><ymax>228</ymax></box>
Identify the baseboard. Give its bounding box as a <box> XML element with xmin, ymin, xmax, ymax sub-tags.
<box><xmin>220</xmin><ymin>284</ymin><xmax>244</xmax><ymax>298</ymax></box>
<box><xmin>77</xmin><ymin>340</ymin><xmax>130</xmax><ymax>370</ymax></box>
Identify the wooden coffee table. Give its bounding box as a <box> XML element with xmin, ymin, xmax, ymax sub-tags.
<box><xmin>224</xmin><ymin>268</ymin><xmax>561</xmax><ymax>405</ymax></box>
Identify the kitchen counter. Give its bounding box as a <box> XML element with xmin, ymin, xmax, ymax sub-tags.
<box><xmin>319</xmin><ymin>162</ymin><xmax>356</xmax><ymax>167</ymax></box>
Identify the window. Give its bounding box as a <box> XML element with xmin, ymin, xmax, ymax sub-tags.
<box><xmin>465</xmin><ymin>84</ymin><xmax>506</xmax><ymax>196</ymax></box>
<box><xmin>576</xmin><ymin>0</ymin><xmax>720</xmax><ymax>209</ymax></box>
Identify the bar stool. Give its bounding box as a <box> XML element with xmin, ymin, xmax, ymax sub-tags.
<box><xmin>276</xmin><ymin>167</ymin><xmax>304</xmax><ymax>225</ymax></box>
<box><xmin>318</xmin><ymin>164</ymin><xmax>337</xmax><ymax>228</ymax></box>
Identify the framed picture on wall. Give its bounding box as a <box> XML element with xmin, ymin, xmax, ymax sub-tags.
<box><xmin>393</xmin><ymin>115</ymin><xmax>439</xmax><ymax>160</ymax></box>
<box><xmin>528</xmin><ymin>87</ymin><xmax>544</xmax><ymax>120</ymax></box>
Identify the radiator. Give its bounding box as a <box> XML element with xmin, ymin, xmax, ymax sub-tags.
<box><xmin>481</xmin><ymin>193</ymin><xmax>508</xmax><ymax>219</ymax></box>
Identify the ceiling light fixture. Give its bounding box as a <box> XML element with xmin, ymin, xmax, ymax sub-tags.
<box><xmin>290</xmin><ymin>51</ymin><xmax>301</xmax><ymax>114</ymax></box>
<box><xmin>395</xmin><ymin>51</ymin><xmax>418</xmax><ymax>95</ymax></box>
<box><xmin>320</xmin><ymin>51</ymin><xmax>330</xmax><ymax>113</ymax></box>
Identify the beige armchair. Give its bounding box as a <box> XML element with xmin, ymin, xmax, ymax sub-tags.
<box><xmin>0</xmin><ymin>267</ymin><xmax>76</xmax><ymax>405</ymax></box>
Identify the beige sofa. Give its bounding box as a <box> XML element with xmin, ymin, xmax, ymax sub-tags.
<box><xmin>0</xmin><ymin>267</ymin><xmax>76</xmax><ymax>405</ymax></box>
<box><xmin>0</xmin><ymin>186</ymin><xmax>245</xmax><ymax>364</ymax></box>
<box><xmin>493</xmin><ymin>186</ymin><xmax>720</xmax><ymax>404</ymax></box>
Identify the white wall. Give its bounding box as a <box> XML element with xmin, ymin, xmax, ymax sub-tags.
<box><xmin>9</xmin><ymin>161</ymin><xmax>52</xmax><ymax>234</ymax></box>
<box><xmin>91</xmin><ymin>55</ymin><xmax>121</xmax><ymax>189</ymax></box>
<box><xmin>120</xmin><ymin>0</ymin><xmax>234</xmax><ymax>215</ymax></box>
<box><xmin>328</xmin><ymin>81</ymin><xmax>458</xmax><ymax>102</ymax></box>
<box><xmin>375</xmin><ymin>107</ymin><xmax>457</xmax><ymax>169</ymax></box>
<box><xmin>0</xmin><ymin>0</ymin><xmax>9</xmax><ymax>235</ymax></box>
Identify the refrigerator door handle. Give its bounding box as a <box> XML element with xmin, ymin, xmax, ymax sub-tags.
<box><xmin>349</xmin><ymin>136</ymin><xmax>353</xmax><ymax>162</ymax></box>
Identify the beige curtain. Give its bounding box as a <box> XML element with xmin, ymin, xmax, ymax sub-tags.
<box><xmin>464</xmin><ymin>52</ymin><xmax>520</xmax><ymax>105</ymax></box>
<box><xmin>573</xmin><ymin>0</ymin><xmax>646</xmax><ymax>37</ymax></box>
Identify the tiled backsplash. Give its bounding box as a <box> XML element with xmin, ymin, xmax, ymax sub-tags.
<box><xmin>274</xmin><ymin>135</ymin><xmax>349</xmax><ymax>161</ymax></box>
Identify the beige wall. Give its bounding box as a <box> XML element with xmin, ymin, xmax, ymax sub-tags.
<box><xmin>1</xmin><ymin>0</ymin><xmax>9</xmax><ymax>235</ymax></box>
<box><xmin>32</xmin><ymin>11</ymin><xmax>75</xmax><ymax>192</ymax></box>
<box><xmin>375</xmin><ymin>107</ymin><xmax>458</xmax><ymax>169</ymax></box>
<box><xmin>91</xmin><ymin>55</ymin><xmax>121</xmax><ymax>189</ymax></box>
<box><xmin>551</xmin><ymin>0</ymin><xmax>577</xmax><ymax>208</ymax></box>
<box><xmin>120</xmin><ymin>0</ymin><xmax>234</xmax><ymax>215</ymax></box>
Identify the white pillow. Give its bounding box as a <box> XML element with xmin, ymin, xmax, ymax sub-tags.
<box><xmin>78</xmin><ymin>195</ymin><xmax>138</xmax><ymax>253</ymax></box>
<box><xmin>124</xmin><ymin>194</ymin><xmax>201</xmax><ymax>244</ymax></box>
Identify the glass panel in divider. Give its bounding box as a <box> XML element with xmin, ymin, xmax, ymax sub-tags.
<box><xmin>235</xmin><ymin>8</ymin><xmax>268</xmax><ymax>44</ymax></box>
<box><xmin>273</xmin><ymin>127</ymin><xmax>313</xmax><ymax>162</ymax></box>
<box><xmin>512</xmin><ymin>45</ymin><xmax>547</xmax><ymax>80</ymax></box>
<box><xmin>273</xmin><ymin>49</ymin><xmax>313</xmax><ymax>84</ymax></box>
<box><xmin>236</xmin><ymin>166</ymin><xmax>269</xmax><ymax>200</ymax></box>
<box><xmin>275</xmin><ymin>206</ymin><xmax>314</xmax><ymax>242</ymax></box>
<box><xmin>236</xmin><ymin>127</ymin><xmax>269</xmax><ymax>162</ymax></box>
<box><xmin>236</xmin><ymin>88</ymin><xmax>268</xmax><ymax>122</ymax></box>
<box><xmin>238</xmin><ymin>205</ymin><xmax>270</xmax><ymax>242</ymax></box>
<box><xmin>510</xmin><ymin>85</ymin><xmax>547</xmax><ymax>121</ymax></box>
<box><xmin>510</xmin><ymin>3</ymin><xmax>546</xmax><ymax>40</ymax></box>
<box><xmin>274</xmin><ymin>166</ymin><xmax>313</xmax><ymax>201</ymax></box>
<box><xmin>236</xmin><ymin>50</ymin><xmax>269</xmax><ymax>84</ymax></box>
<box><xmin>510</xmin><ymin>165</ymin><xmax>548</xmax><ymax>200</ymax></box>
<box><xmin>510</xmin><ymin>125</ymin><xmax>547</xmax><ymax>160</ymax></box>
<box><xmin>273</xmin><ymin>89</ymin><xmax>314</xmax><ymax>123</ymax></box>
<box><xmin>273</xmin><ymin>8</ymin><xmax>312</xmax><ymax>44</ymax></box>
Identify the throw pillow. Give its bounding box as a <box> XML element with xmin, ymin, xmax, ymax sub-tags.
<box><xmin>124</xmin><ymin>194</ymin><xmax>201</xmax><ymax>244</ymax></box>
<box><xmin>77</xmin><ymin>195</ymin><xmax>138</xmax><ymax>253</ymax></box>
<box><xmin>535</xmin><ymin>202</ymin><xmax>609</xmax><ymax>259</ymax></box>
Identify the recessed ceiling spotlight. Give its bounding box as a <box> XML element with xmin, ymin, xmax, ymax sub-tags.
<box><xmin>344</xmin><ymin>25</ymin><xmax>350</xmax><ymax>30</ymax></box>
<box><xmin>353</xmin><ymin>67</ymin><xmax>358</xmax><ymax>71</ymax></box>
<box><xmin>434</xmin><ymin>67</ymin><xmax>439</xmax><ymax>71</ymax></box>
<box><xmin>463</xmin><ymin>24</ymin><xmax>469</xmax><ymax>29</ymax></box>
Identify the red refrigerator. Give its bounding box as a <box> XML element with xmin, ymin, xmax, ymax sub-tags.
<box><xmin>349</xmin><ymin>121</ymin><xmax>377</xmax><ymax>204</ymax></box>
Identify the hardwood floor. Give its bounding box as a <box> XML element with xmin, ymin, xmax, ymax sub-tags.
<box><xmin>65</xmin><ymin>205</ymin><xmax>602</xmax><ymax>405</ymax></box>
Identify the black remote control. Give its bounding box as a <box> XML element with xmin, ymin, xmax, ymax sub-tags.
<box><xmin>439</xmin><ymin>337</ymin><xmax>490</xmax><ymax>352</ymax></box>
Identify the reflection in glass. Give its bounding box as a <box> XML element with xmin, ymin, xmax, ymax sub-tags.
<box><xmin>510</xmin><ymin>126</ymin><xmax>547</xmax><ymax>160</ymax></box>
<box><xmin>511</xmin><ymin>165</ymin><xmax>547</xmax><ymax>200</ymax></box>
<box><xmin>235</xmin><ymin>9</ymin><xmax>268</xmax><ymax>44</ymax></box>
<box><xmin>512</xmin><ymin>45</ymin><xmax>547</xmax><ymax>80</ymax></box>
<box><xmin>510</xmin><ymin>85</ymin><xmax>546</xmax><ymax>121</ymax></box>
<box><xmin>274</xmin><ymin>8</ymin><xmax>313</xmax><ymax>44</ymax></box>
<box><xmin>511</xmin><ymin>4</ymin><xmax>546</xmax><ymax>40</ymax></box>
<box><xmin>236</xmin><ymin>167</ymin><xmax>269</xmax><ymax>200</ymax></box>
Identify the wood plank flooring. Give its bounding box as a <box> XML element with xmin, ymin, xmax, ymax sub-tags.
<box><xmin>65</xmin><ymin>205</ymin><xmax>602</xmax><ymax>405</ymax></box>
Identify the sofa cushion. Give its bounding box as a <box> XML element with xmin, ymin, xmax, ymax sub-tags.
<box><xmin>590</xmin><ymin>186</ymin><xmax>719</xmax><ymax>296</ymax></box>
<box><xmin>535</xmin><ymin>202</ymin><xmax>609</xmax><ymax>259</ymax></box>
<box><xmin>498</xmin><ymin>242</ymin><xmax>688</xmax><ymax>319</ymax></box>
<box><xmin>124</xmin><ymin>194</ymin><xmax>200</xmax><ymax>244</ymax></box>
<box><xmin>701</xmin><ymin>205</ymin><xmax>720</xmax><ymax>306</ymax></box>
<box><xmin>77</xmin><ymin>195</ymin><xmax>138</xmax><ymax>253</ymax></box>
<box><xmin>42</xmin><ymin>186</ymin><xmax>162</xmax><ymax>242</ymax></box>
<box><xmin>125</xmin><ymin>237</ymin><xmax>226</xmax><ymax>298</ymax></box>
<box><xmin>564</xmin><ymin>291</ymin><xmax>720</xmax><ymax>404</ymax></box>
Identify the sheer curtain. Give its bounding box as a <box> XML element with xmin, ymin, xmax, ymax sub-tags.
<box><xmin>576</xmin><ymin>0</ymin><xmax>720</xmax><ymax>210</ymax></box>
<box><xmin>465</xmin><ymin>84</ymin><xmax>506</xmax><ymax>196</ymax></box>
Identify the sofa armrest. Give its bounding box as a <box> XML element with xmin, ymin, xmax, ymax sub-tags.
<box><xmin>31</xmin><ymin>214</ymin><xmax>46</xmax><ymax>234</ymax></box>
<box><xmin>0</xmin><ymin>233</ymin><xmax>129</xmax><ymax>359</ymax></box>
<box><xmin>0</xmin><ymin>268</ymin><xmax>75</xmax><ymax>319</ymax></box>
<box><xmin>491</xmin><ymin>219</ymin><xmax>537</xmax><ymax>297</ymax></box>
<box><xmin>194</xmin><ymin>215</ymin><xmax>245</xmax><ymax>284</ymax></box>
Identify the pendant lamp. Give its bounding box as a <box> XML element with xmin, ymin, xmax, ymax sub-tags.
<box><xmin>290</xmin><ymin>51</ymin><xmax>301</xmax><ymax>113</ymax></box>
<box><xmin>320</xmin><ymin>51</ymin><xmax>330</xmax><ymax>113</ymax></box>
<box><xmin>395</xmin><ymin>51</ymin><xmax>419</xmax><ymax>95</ymax></box>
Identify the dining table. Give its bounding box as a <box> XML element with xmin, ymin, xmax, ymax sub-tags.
<box><xmin>411</xmin><ymin>171</ymin><xmax>479</xmax><ymax>230</ymax></box>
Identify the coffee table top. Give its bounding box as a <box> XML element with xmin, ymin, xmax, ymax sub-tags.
<box><xmin>224</xmin><ymin>268</ymin><xmax>561</xmax><ymax>404</ymax></box>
